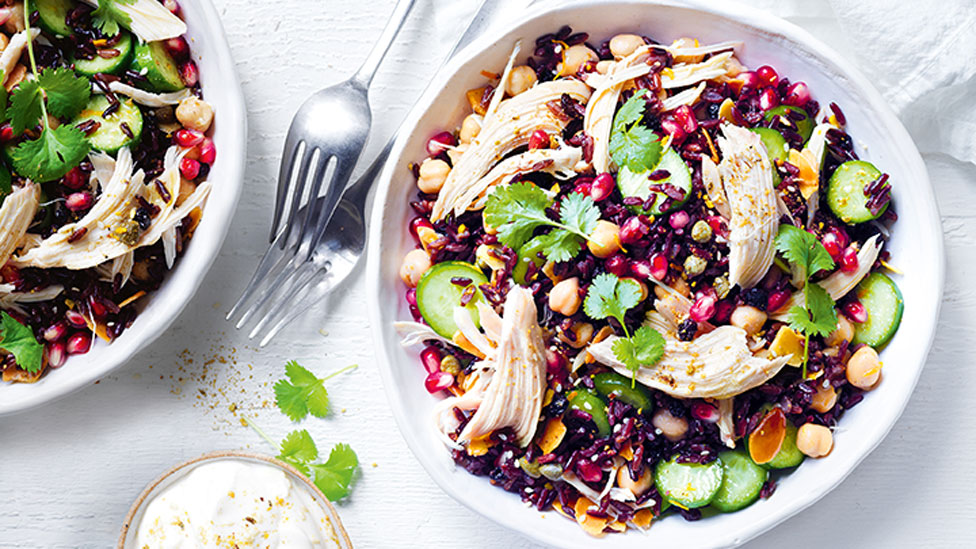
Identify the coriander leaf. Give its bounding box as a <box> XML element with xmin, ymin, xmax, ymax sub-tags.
<box><xmin>0</xmin><ymin>165</ymin><xmax>11</xmax><ymax>198</ymax></box>
<box><xmin>609</xmin><ymin>90</ymin><xmax>662</xmax><ymax>172</ymax></box>
<box><xmin>558</xmin><ymin>191</ymin><xmax>600</xmax><ymax>236</ymax></box>
<box><xmin>12</xmin><ymin>125</ymin><xmax>91</xmax><ymax>183</ymax></box>
<box><xmin>37</xmin><ymin>67</ymin><xmax>91</xmax><ymax>120</ymax></box>
<box><xmin>0</xmin><ymin>84</ymin><xmax>8</xmax><ymax>123</ymax></box>
<box><xmin>9</xmin><ymin>79</ymin><xmax>42</xmax><ymax>135</ymax></box>
<box><xmin>484</xmin><ymin>182</ymin><xmax>554</xmax><ymax>251</ymax></box>
<box><xmin>583</xmin><ymin>273</ymin><xmax>642</xmax><ymax>326</ymax></box>
<box><xmin>526</xmin><ymin>230</ymin><xmax>580</xmax><ymax>264</ymax></box>
<box><xmin>0</xmin><ymin>312</ymin><xmax>43</xmax><ymax>373</ymax></box>
<box><xmin>774</xmin><ymin>224</ymin><xmax>834</xmax><ymax>283</ymax></box>
<box><xmin>612</xmin><ymin>89</ymin><xmax>649</xmax><ymax>132</ymax></box>
<box><xmin>612</xmin><ymin>326</ymin><xmax>666</xmax><ymax>381</ymax></box>
<box><xmin>311</xmin><ymin>443</ymin><xmax>359</xmax><ymax>501</ymax></box>
<box><xmin>788</xmin><ymin>284</ymin><xmax>838</xmax><ymax>338</ymax></box>
<box><xmin>612</xmin><ymin>337</ymin><xmax>641</xmax><ymax>372</ymax></box>
<box><xmin>278</xmin><ymin>429</ymin><xmax>319</xmax><ymax>476</ymax></box>
<box><xmin>274</xmin><ymin>360</ymin><xmax>330</xmax><ymax>421</ymax></box>
<box><xmin>91</xmin><ymin>0</ymin><xmax>134</xmax><ymax>37</ymax></box>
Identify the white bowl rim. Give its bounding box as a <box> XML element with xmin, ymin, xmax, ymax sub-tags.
<box><xmin>366</xmin><ymin>0</ymin><xmax>944</xmax><ymax>547</ymax></box>
<box><xmin>0</xmin><ymin>0</ymin><xmax>247</xmax><ymax>416</ymax></box>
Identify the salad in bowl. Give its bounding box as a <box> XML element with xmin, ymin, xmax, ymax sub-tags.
<box><xmin>393</xmin><ymin>24</ymin><xmax>903</xmax><ymax>537</ymax></box>
<box><xmin>0</xmin><ymin>0</ymin><xmax>217</xmax><ymax>384</ymax></box>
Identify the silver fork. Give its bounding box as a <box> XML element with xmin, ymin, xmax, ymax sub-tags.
<box><xmin>236</xmin><ymin>0</ymin><xmax>502</xmax><ymax>346</ymax></box>
<box><xmin>227</xmin><ymin>0</ymin><xmax>416</xmax><ymax>324</ymax></box>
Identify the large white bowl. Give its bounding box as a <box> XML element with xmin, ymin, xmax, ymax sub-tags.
<box><xmin>366</xmin><ymin>1</ymin><xmax>944</xmax><ymax>547</ymax></box>
<box><xmin>0</xmin><ymin>0</ymin><xmax>246</xmax><ymax>415</ymax></box>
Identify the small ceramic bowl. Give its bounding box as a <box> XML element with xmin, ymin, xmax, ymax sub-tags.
<box><xmin>118</xmin><ymin>451</ymin><xmax>352</xmax><ymax>548</ymax></box>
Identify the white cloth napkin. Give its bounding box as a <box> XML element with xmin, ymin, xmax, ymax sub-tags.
<box><xmin>431</xmin><ymin>0</ymin><xmax>976</xmax><ymax>167</ymax></box>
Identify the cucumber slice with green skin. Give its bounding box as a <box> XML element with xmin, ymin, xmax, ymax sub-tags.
<box><xmin>36</xmin><ymin>0</ymin><xmax>75</xmax><ymax>37</ymax></box>
<box><xmin>416</xmin><ymin>261</ymin><xmax>488</xmax><ymax>339</ymax></box>
<box><xmin>750</xmin><ymin>127</ymin><xmax>788</xmax><ymax>184</ymax></box>
<box><xmin>711</xmin><ymin>450</ymin><xmax>768</xmax><ymax>512</ymax></box>
<box><xmin>131</xmin><ymin>40</ymin><xmax>186</xmax><ymax>92</ymax></box>
<box><xmin>654</xmin><ymin>455</ymin><xmax>725</xmax><ymax>509</ymax></box>
<box><xmin>617</xmin><ymin>148</ymin><xmax>693</xmax><ymax>216</ymax></box>
<box><xmin>827</xmin><ymin>160</ymin><xmax>886</xmax><ymax>224</ymax></box>
<box><xmin>764</xmin><ymin>105</ymin><xmax>813</xmax><ymax>143</ymax></box>
<box><xmin>568</xmin><ymin>389</ymin><xmax>611</xmax><ymax>437</ymax></box>
<box><xmin>591</xmin><ymin>372</ymin><xmax>653</xmax><ymax>414</ymax></box>
<box><xmin>73</xmin><ymin>95</ymin><xmax>144</xmax><ymax>153</ymax></box>
<box><xmin>73</xmin><ymin>32</ymin><xmax>134</xmax><ymax>76</ymax></box>
<box><xmin>764</xmin><ymin>421</ymin><xmax>805</xmax><ymax>469</ymax></box>
<box><xmin>513</xmin><ymin>238</ymin><xmax>545</xmax><ymax>286</ymax></box>
<box><xmin>852</xmin><ymin>272</ymin><xmax>904</xmax><ymax>347</ymax></box>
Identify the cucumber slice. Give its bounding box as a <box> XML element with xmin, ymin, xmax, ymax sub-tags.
<box><xmin>711</xmin><ymin>450</ymin><xmax>768</xmax><ymax>512</ymax></box>
<box><xmin>617</xmin><ymin>148</ymin><xmax>693</xmax><ymax>216</ymax></box>
<box><xmin>513</xmin><ymin>238</ymin><xmax>545</xmax><ymax>286</ymax></box>
<box><xmin>852</xmin><ymin>272</ymin><xmax>904</xmax><ymax>347</ymax></box>
<box><xmin>764</xmin><ymin>105</ymin><xmax>813</xmax><ymax>143</ymax></box>
<box><xmin>73</xmin><ymin>32</ymin><xmax>134</xmax><ymax>76</ymax></box>
<box><xmin>415</xmin><ymin>261</ymin><xmax>488</xmax><ymax>339</ymax></box>
<box><xmin>765</xmin><ymin>421</ymin><xmax>805</xmax><ymax>469</ymax></box>
<box><xmin>592</xmin><ymin>372</ymin><xmax>653</xmax><ymax>414</ymax></box>
<box><xmin>36</xmin><ymin>0</ymin><xmax>74</xmax><ymax>37</ymax></box>
<box><xmin>73</xmin><ymin>95</ymin><xmax>144</xmax><ymax>153</ymax></box>
<box><xmin>827</xmin><ymin>160</ymin><xmax>886</xmax><ymax>224</ymax></box>
<box><xmin>750</xmin><ymin>127</ymin><xmax>788</xmax><ymax>184</ymax></box>
<box><xmin>568</xmin><ymin>389</ymin><xmax>611</xmax><ymax>437</ymax></box>
<box><xmin>131</xmin><ymin>40</ymin><xmax>186</xmax><ymax>92</ymax></box>
<box><xmin>655</xmin><ymin>455</ymin><xmax>724</xmax><ymax>509</ymax></box>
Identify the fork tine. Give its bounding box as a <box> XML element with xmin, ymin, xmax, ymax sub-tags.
<box><xmin>257</xmin><ymin>266</ymin><xmax>332</xmax><ymax>347</ymax></box>
<box><xmin>248</xmin><ymin>259</ymin><xmax>323</xmax><ymax>340</ymax></box>
<box><xmin>294</xmin><ymin>154</ymin><xmax>337</xmax><ymax>256</ymax></box>
<box><xmin>234</xmin><ymin>249</ymin><xmax>308</xmax><ymax>329</ymax></box>
<box><xmin>307</xmin><ymin>156</ymin><xmax>358</xmax><ymax>253</ymax></box>
<box><xmin>278</xmin><ymin>144</ymin><xmax>317</xmax><ymax>250</ymax></box>
<box><xmin>270</xmin><ymin>133</ymin><xmax>303</xmax><ymax>242</ymax></box>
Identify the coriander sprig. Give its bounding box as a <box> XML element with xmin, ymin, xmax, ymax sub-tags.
<box><xmin>774</xmin><ymin>224</ymin><xmax>839</xmax><ymax>376</ymax></box>
<box><xmin>609</xmin><ymin>89</ymin><xmax>662</xmax><ymax>173</ymax></box>
<box><xmin>91</xmin><ymin>0</ymin><xmax>135</xmax><ymax>36</ymax></box>
<box><xmin>274</xmin><ymin>361</ymin><xmax>358</xmax><ymax>421</ymax></box>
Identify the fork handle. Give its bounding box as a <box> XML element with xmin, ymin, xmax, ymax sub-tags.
<box><xmin>352</xmin><ymin>0</ymin><xmax>416</xmax><ymax>88</ymax></box>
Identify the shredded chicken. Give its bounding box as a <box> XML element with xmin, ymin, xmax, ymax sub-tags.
<box><xmin>96</xmin><ymin>81</ymin><xmax>193</xmax><ymax>107</ymax></box>
<box><xmin>0</xmin><ymin>184</ymin><xmax>39</xmax><ymax>267</ymax></box>
<box><xmin>0</xmin><ymin>29</ymin><xmax>39</xmax><ymax>88</ymax></box>
<box><xmin>661</xmin><ymin>81</ymin><xmax>706</xmax><ymax>111</ymax></box>
<box><xmin>655</xmin><ymin>41</ymin><xmax>742</xmax><ymax>63</ymax></box>
<box><xmin>80</xmin><ymin>0</ymin><xmax>186</xmax><ymax>42</ymax></box>
<box><xmin>0</xmin><ymin>284</ymin><xmax>63</xmax><ymax>314</ymax></box>
<box><xmin>662</xmin><ymin>52</ymin><xmax>734</xmax><ymax>89</ymax></box>
<box><xmin>701</xmin><ymin>155</ymin><xmax>731</xmax><ymax>219</ymax></box>
<box><xmin>716</xmin><ymin>398</ymin><xmax>736</xmax><ymax>448</ymax></box>
<box><xmin>464</xmin><ymin>145</ymin><xmax>582</xmax><ymax>211</ymax></box>
<box><xmin>717</xmin><ymin>124</ymin><xmax>779</xmax><ymax>289</ymax></box>
<box><xmin>432</xmin><ymin>80</ymin><xmax>591</xmax><ymax>221</ymax></box>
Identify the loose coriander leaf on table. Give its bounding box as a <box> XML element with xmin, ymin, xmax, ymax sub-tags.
<box><xmin>583</xmin><ymin>273</ymin><xmax>642</xmax><ymax>325</ymax></box>
<box><xmin>311</xmin><ymin>443</ymin><xmax>359</xmax><ymax>501</ymax></box>
<box><xmin>11</xmin><ymin>125</ymin><xmax>91</xmax><ymax>183</ymax></box>
<box><xmin>278</xmin><ymin>429</ymin><xmax>319</xmax><ymax>475</ymax></box>
<box><xmin>9</xmin><ymin>79</ymin><xmax>42</xmax><ymax>135</ymax></box>
<box><xmin>274</xmin><ymin>360</ymin><xmax>331</xmax><ymax>421</ymax></box>
<box><xmin>37</xmin><ymin>67</ymin><xmax>91</xmax><ymax>119</ymax></box>
<box><xmin>0</xmin><ymin>312</ymin><xmax>43</xmax><ymax>373</ymax></box>
<box><xmin>609</xmin><ymin>89</ymin><xmax>662</xmax><ymax>172</ymax></box>
<box><xmin>484</xmin><ymin>182</ymin><xmax>553</xmax><ymax>250</ymax></box>
<box><xmin>788</xmin><ymin>283</ymin><xmax>838</xmax><ymax>337</ymax></box>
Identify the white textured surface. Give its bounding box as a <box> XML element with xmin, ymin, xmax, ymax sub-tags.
<box><xmin>0</xmin><ymin>1</ymin><xmax>973</xmax><ymax>548</ymax></box>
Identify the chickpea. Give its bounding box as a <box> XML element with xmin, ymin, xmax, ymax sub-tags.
<box><xmin>810</xmin><ymin>383</ymin><xmax>838</xmax><ymax>413</ymax></box>
<box><xmin>505</xmin><ymin>65</ymin><xmax>537</xmax><ymax>96</ymax></box>
<box><xmin>595</xmin><ymin>60</ymin><xmax>614</xmax><ymax>75</ymax></box>
<box><xmin>670</xmin><ymin>37</ymin><xmax>704</xmax><ymax>63</ymax></box>
<box><xmin>549</xmin><ymin>277</ymin><xmax>581</xmax><ymax>316</ymax></box>
<box><xmin>846</xmin><ymin>346</ymin><xmax>882</xmax><ymax>389</ymax></box>
<box><xmin>587</xmin><ymin>220</ymin><xmax>620</xmax><ymax>258</ymax></box>
<box><xmin>399</xmin><ymin>249</ymin><xmax>431</xmax><ymax>287</ymax></box>
<box><xmin>826</xmin><ymin>315</ymin><xmax>855</xmax><ymax>346</ymax></box>
<box><xmin>796</xmin><ymin>423</ymin><xmax>833</xmax><ymax>458</ymax></box>
<box><xmin>609</xmin><ymin>34</ymin><xmax>645</xmax><ymax>59</ymax></box>
<box><xmin>560</xmin><ymin>45</ymin><xmax>598</xmax><ymax>75</ymax></box>
<box><xmin>558</xmin><ymin>321</ymin><xmax>594</xmax><ymax>349</ymax></box>
<box><xmin>652</xmin><ymin>408</ymin><xmax>689</xmax><ymax>441</ymax></box>
<box><xmin>459</xmin><ymin>114</ymin><xmax>482</xmax><ymax>144</ymax></box>
<box><xmin>730</xmin><ymin>305</ymin><xmax>767</xmax><ymax>336</ymax></box>
<box><xmin>176</xmin><ymin>96</ymin><xmax>215</xmax><ymax>133</ymax></box>
<box><xmin>417</xmin><ymin>158</ymin><xmax>451</xmax><ymax>194</ymax></box>
<box><xmin>616</xmin><ymin>466</ymin><xmax>654</xmax><ymax>496</ymax></box>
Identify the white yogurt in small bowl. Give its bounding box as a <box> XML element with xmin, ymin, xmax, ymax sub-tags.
<box><xmin>119</xmin><ymin>452</ymin><xmax>351</xmax><ymax>548</ymax></box>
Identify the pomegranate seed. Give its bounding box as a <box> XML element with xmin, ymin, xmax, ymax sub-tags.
<box><xmin>784</xmin><ymin>81</ymin><xmax>811</xmax><ymax>107</ymax></box>
<box><xmin>821</xmin><ymin>228</ymin><xmax>848</xmax><ymax>259</ymax></box>
<box><xmin>528</xmin><ymin>129</ymin><xmax>550</xmax><ymax>150</ymax></box>
<box><xmin>65</xmin><ymin>310</ymin><xmax>87</xmax><ymax>327</ymax></box>
<box><xmin>843</xmin><ymin>300</ymin><xmax>868</xmax><ymax>323</ymax></box>
<box><xmin>756</xmin><ymin>65</ymin><xmax>779</xmax><ymax>87</ymax></box>
<box><xmin>650</xmin><ymin>253</ymin><xmax>668</xmax><ymax>281</ymax></box>
<box><xmin>590</xmin><ymin>173</ymin><xmax>615</xmax><ymax>202</ymax></box>
<box><xmin>840</xmin><ymin>246</ymin><xmax>859</xmax><ymax>273</ymax></box>
<box><xmin>691</xmin><ymin>402</ymin><xmax>719</xmax><ymax>423</ymax></box>
<box><xmin>162</xmin><ymin>0</ymin><xmax>180</xmax><ymax>15</ymax></box>
<box><xmin>689</xmin><ymin>292</ymin><xmax>717</xmax><ymax>323</ymax></box>
<box><xmin>420</xmin><ymin>347</ymin><xmax>442</xmax><ymax>374</ymax></box>
<box><xmin>573</xmin><ymin>182</ymin><xmax>592</xmax><ymax>196</ymax></box>
<box><xmin>545</xmin><ymin>348</ymin><xmax>567</xmax><ymax>375</ymax></box>
<box><xmin>672</xmin><ymin>105</ymin><xmax>698</xmax><ymax>134</ymax></box>
<box><xmin>180</xmin><ymin>157</ymin><xmax>201</xmax><ymax>179</ymax></box>
<box><xmin>65</xmin><ymin>192</ymin><xmax>93</xmax><ymax>212</ymax></box>
<box><xmin>174</xmin><ymin>128</ymin><xmax>204</xmax><ymax>148</ymax></box>
<box><xmin>706</xmin><ymin>216</ymin><xmax>729</xmax><ymax>238</ymax></box>
<box><xmin>43</xmin><ymin>322</ymin><xmax>67</xmax><ymax>342</ymax></box>
<box><xmin>714</xmin><ymin>299</ymin><xmax>735</xmax><ymax>323</ymax></box>
<box><xmin>759</xmin><ymin>87</ymin><xmax>780</xmax><ymax>111</ymax></box>
<box><xmin>0</xmin><ymin>124</ymin><xmax>13</xmax><ymax>142</ymax></box>
<box><xmin>605</xmin><ymin>254</ymin><xmax>630</xmax><ymax>277</ymax></box>
<box><xmin>409</xmin><ymin>305</ymin><xmax>421</xmax><ymax>320</ymax></box>
<box><xmin>659</xmin><ymin>118</ymin><xmax>687</xmax><ymax>144</ymax></box>
<box><xmin>164</xmin><ymin>37</ymin><xmax>190</xmax><ymax>61</ymax></box>
<box><xmin>424</xmin><ymin>371</ymin><xmax>454</xmax><ymax>393</ymax></box>
<box><xmin>409</xmin><ymin>217</ymin><xmax>433</xmax><ymax>240</ymax></box>
<box><xmin>405</xmin><ymin>288</ymin><xmax>418</xmax><ymax>306</ymax></box>
<box><xmin>619</xmin><ymin>216</ymin><xmax>649</xmax><ymax>245</ymax></box>
<box><xmin>66</xmin><ymin>332</ymin><xmax>92</xmax><ymax>355</ymax></box>
<box><xmin>179</xmin><ymin>61</ymin><xmax>199</xmax><ymax>87</ymax></box>
<box><xmin>426</xmin><ymin>131</ymin><xmax>456</xmax><ymax>155</ymax></box>
<box><xmin>89</xmin><ymin>296</ymin><xmax>107</xmax><ymax>318</ymax></box>
<box><xmin>197</xmin><ymin>138</ymin><xmax>216</xmax><ymax>164</ymax></box>
<box><xmin>630</xmin><ymin>259</ymin><xmax>653</xmax><ymax>280</ymax></box>
<box><xmin>577</xmin><ymin>460</ymin><xmax>603</xmax><ymax>483</ymax></box>
<box><xmin>62</xmin><ymin>167</ymin><xmax>86</xmax><ymax>190</ymax></box>
<box><xmin>767</xmin><ymin>290</ymin><xmax>791</xmax><ymax>312</ymax></box>
<box><xmin>669</xmin><ymin>210</ymin><xmax>690</xmax><ymax>229</ymax></box>
<box><xmin>46</xmin><ymin>342</ymin><xmax>67</xmax><ymax>369</ymax></box>
<box><xmin>735</xmin><ymin>70</ymin><xmax>760</xmax><ymax>91</ymax></box>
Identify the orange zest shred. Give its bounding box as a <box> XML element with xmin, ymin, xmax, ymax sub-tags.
<box><xmin>117</xmin><ymin>291</ymin><xmax>147</xmax><ymax>309</ymax></box>
<box><xmin>83</xmin><ymin>316</ymin><xmax>112</xmax><ymax>343</ymax></box>
<box><xmin>452</xmin><ymin>331</ymin><xmax>486</xmax><ymax>359</ymax></box>
<box><xmin>702</xmin><ymin>127</ymin><xmax>719</xmax><ymax>163</ymax></box>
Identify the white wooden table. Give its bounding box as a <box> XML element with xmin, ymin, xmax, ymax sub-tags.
<box><xmin>2</xmin><ymin>1</ymin><xmax>974</xmax><ymax>547</ymax></box>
